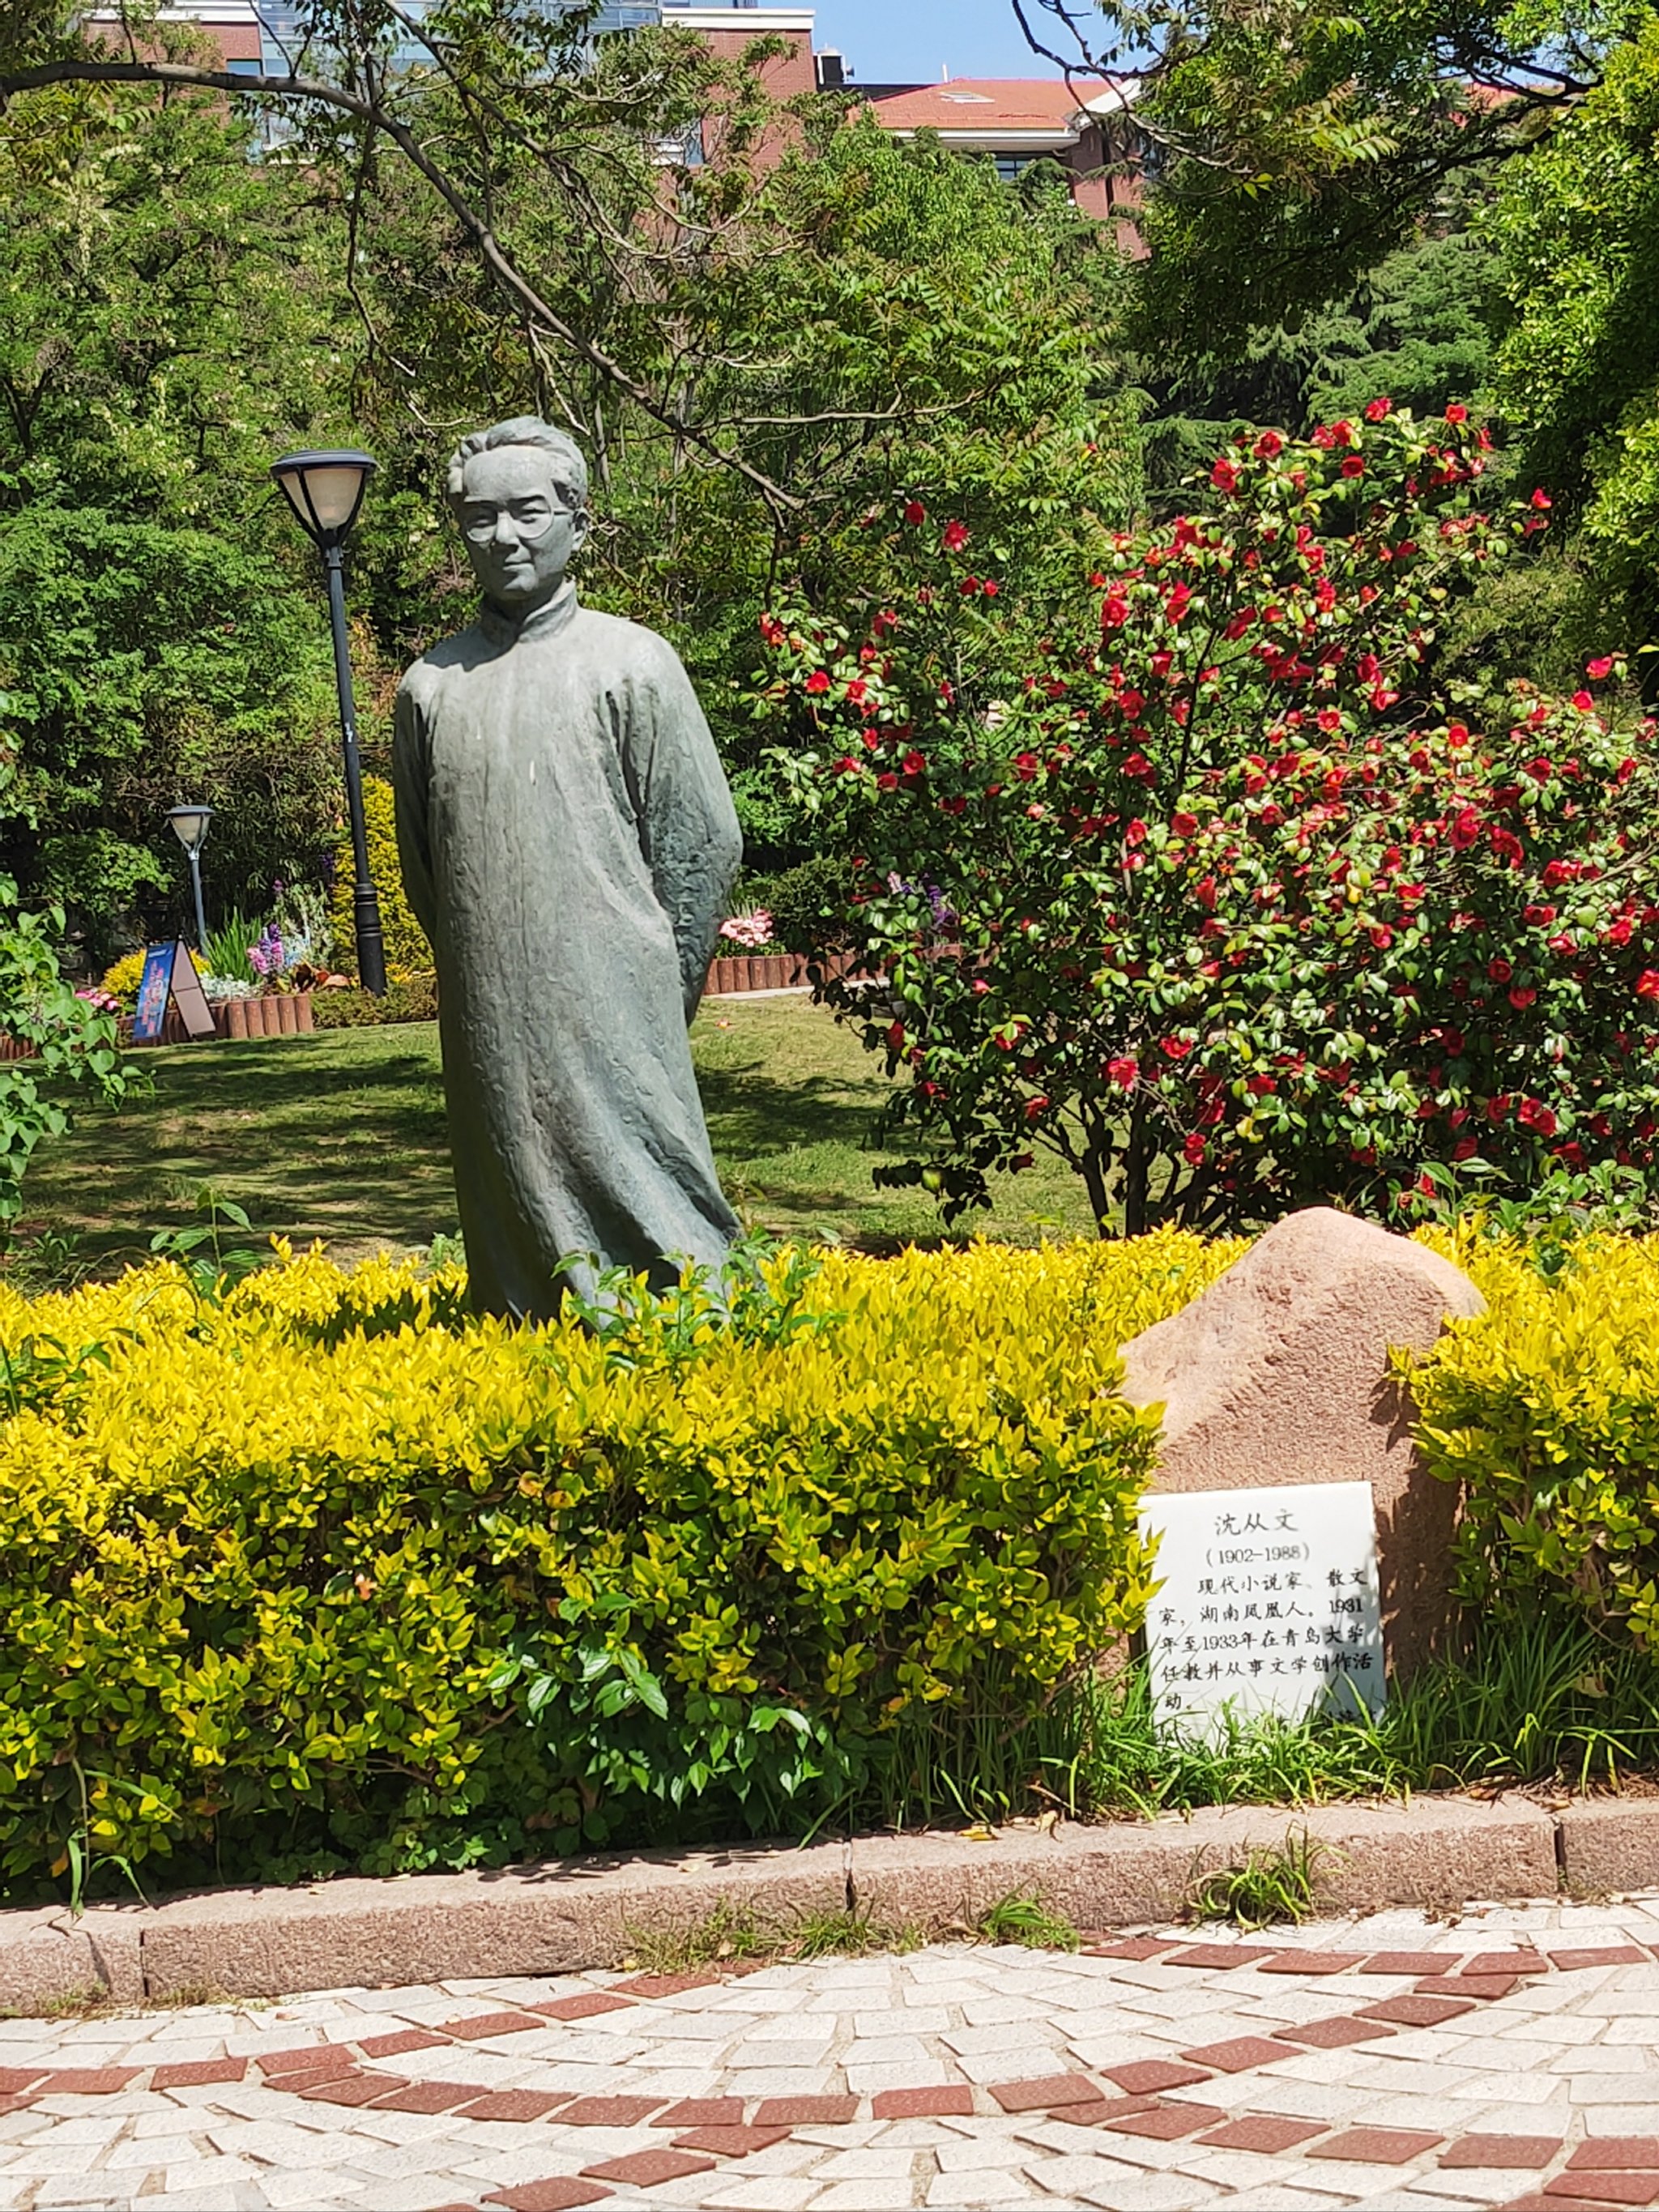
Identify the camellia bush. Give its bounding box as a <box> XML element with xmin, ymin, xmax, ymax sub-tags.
<box><xmin>758</xmin><ymin>406</ymin><xmax>1659</xmax><ymax>1233</ymax></box>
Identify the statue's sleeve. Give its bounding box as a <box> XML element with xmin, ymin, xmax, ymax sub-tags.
<box><xmin>628</xmin><ymin>640</ymin><xmax>743</xmax><ymax>1022</ymax></box>
<box><xmin>391</xmin><ymin>678</ymin><xmax>438</xmax><ymax>947</ymax></box>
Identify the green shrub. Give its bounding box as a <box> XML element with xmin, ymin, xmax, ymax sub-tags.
<box><xmin>0</xmin><ymin>1235</ymin><xmax>1213</xmax><ymax>1894</ymax></box>
<box><xmin>311</xmin><ymin>974</ymin><xmax>439</xmax><ymax>1029</ymax></box>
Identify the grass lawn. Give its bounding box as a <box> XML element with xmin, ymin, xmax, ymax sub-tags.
<box><xmin>17</xmin><ymin>993</ymin><xmax>1098</xmax><ymax>1276</ymax></box>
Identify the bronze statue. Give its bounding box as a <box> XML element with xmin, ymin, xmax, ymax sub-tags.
<box><xmin>393</xmin><ymin>418</ymin><xmax>742</xmax><ymax>1319</ymax></box>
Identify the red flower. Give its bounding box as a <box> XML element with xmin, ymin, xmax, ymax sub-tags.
<box><xmin>876</xmin><ymin>773</ymin><xmax>898</xmax><ymax>792</ymax></box>
<box><xmin>1182</xmin><ymin>1132</ymin><xmax>1207</xmax><ymax>1166</ymax></box>
<box><xmin>1487</xmin><ymin>957</ymin><xmax>1512</xmax><ymax>983</ymax></box>
<box><xmin>1509</xmin><ymin>986</ymin><xmax>1537</xmax><ymax>1009</ymax></box>
<box><xmin>1636</xmin><ymin>970</ymin><xmax>1659</xmax><ymax>1000</ymax></box>
<box><xmin>1210</xmin><ymin>458</ymin><xmax>1239</xmax><ymax>493</ymax></box>
<box><xmin>1517</xmin><ymin>1098</ymin><xmax>1558</xmax><ymax>1137</ymax></box>
<box><xmin>804</xmin><ymin>671</ymin><xmax>831</xmax><ymax>696</ymax></box>
<box><xmin>1572</xmin><ymin>689</ymin><xmax>1595</xmax><ymax>711</ymax></box>
<box><xmin>1449</xmin><ymin>807</ymin><xmax>1481</xmax><ymax>850</ymax></box>
<box><xmin>1025</xmin><ymin>1095</ymin><xmax>1049</xmax><ymax>1121</ymax></box>
<box><xmin>1453</xmin><ymin>1136</ymin><xmax>1479</xmax><ymax>1161</ymax></box>
<box><xmin>941</xmin><ymin>520</ymin><xmax>970</xmax><ymax>552</ymax></box>
<box><xmin>1102</xmin><ymin>594</ymin><xmax>1128</xmax><ymax>630</ymax></box>
<box><xmin>902</xmin><ymin>749</ymin><xmax>926</xmax><ymax>776</ymax></box>
<box><xmin>1370</xmin><ymin>925</ymin><xmax>1393</xmax><ymax>950</ymax></box>
<box><xmin>886</xmin><ymin>1021</ymin><xmax>905</xmax><ymax>1050</ymax></box>
<box><xmin>1340</xmin><ymin>455</ymin><xmax>1366</xmax><ymax>479</ymax></box>
<box><xmin>1107</xmin><ymin>1056</ymin><xmax>1138</xmax><ymax>1089</ymax></box>
<box><xmin>902</xmin><ymin>500</ymin><xmax>927</xmax><ymax>526</ymax></box>
<box><xmin>1014</xmin><ymin>752</ymin><xmax>1040</xmax><ymax>782</ymax></box>
<box><xmin>1165</xmin><ymin>582</ymin><xmax>1192</xmax><ymax>622</ymax></box>
<box><xmin>1445</xmin><ymin>403</ymin><xmax>1469</xmax><ymax>424</ymax></box>
<box><xmin>1364</xmin><ymin>397</ymin><xmax>1392</xmax><ymax>422</ymax></box>
<box><xmin>1486</xmin><ymin>1094</ymin><xmax>1511</xmax><ymax>1123</ymax></box>
<box><xmin>1253</xmin><ymin>430</ymin><xmax>1284</xmax><ymax>459</ymax></box>
<box><xmin>1530</xmin><ymin>488</ymin><xmax>1552</xmax><ymax>511</ymax></box>
<box><xmin>1160</xmin><ymin>1035</ymin><xmax>1192</xmax><ymax>1059</ymax></box>
<box><xmin>1171</xmin><ymin>811</ymin><xmax>1199</xmax><ymax>837</ymax></box>
<box><xmin>1587</xmin><ymin>655</ymin><xmax>1616</xmax><ymax>680</ymax></box>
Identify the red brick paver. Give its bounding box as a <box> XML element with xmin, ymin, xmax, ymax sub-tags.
<box><xmin>440</xmin><ymin>2010</ymin><xmax>545</xmax><ymax>2039</ymax></box>
<box><xmin>989</xmin><ymin>2075</ymin><xmax>1106</xmax><ymax>2112</ymax></box>
<box><xmin>1258</xmin><ymin>1950</ymin><xmax>1367</xmax><ymax>1974</ymax></box>
<box><xmin>1419</xmin><ymin>1972</ymin><xmax>1519</xmax><ymax>2001</ymax></box>
<box><xmin>1444</xmin><ymin>2136</ymin><xmax>1565</xmax><ymax>2168</ymax></box>
<box><xmin>1569</xmin><ymin>2145</ymin><xmax>1659</xmax><ymax>2172</ymax></box>
<box><xmin>1166</xmin><ymin>1942</ymin><xmax>1277</xmax><ymax>1967</ymax></box>
<box><xmin>1464</xmin><ymin>1950</ymin><xmax>1550</xmax><ymax>1975</ymax></box>
<box><xmin>1274</xmin><ymin>2015</ymin><xmax>1394</xmax><ymax>2048</ymax></box>
<box><xmin>872</xmin><ymin>2086</ymin><xmax>975</xmax><ymax>2118</ymax></box>
<box><xmin>458</xmin><ymin>2089</ymin><xmax>571</xmax><ymax>2122</ymax></box>
<box><xmin>611</xmin><ymin>1971</ymin><xmax>722</xmax><ymax>1999</ymax></box>
<box><xmin>358</xmin><ymin>2028</ymin><xmax>450</xmax><ymax>2058</ymax></box>
<box><xmin>753</xmin><ymin>2095</ymin><xmax>859</xmax><ymax>2126</ymax></box>
<box><xmin>1087</xmin><ymin>1937</ymin><xmax>1181</xmax><ymax>1959</ymax></box>
<box><xmin>298</xmin><ymin>2074</ymin><xmax>399</xmax><ymax>2107</ymax></box>
<box><xmin>1180</xmin><ymin>2035</ymin><xmax>1292</xmax><ymax>2073</ymax></box>
<box><xmin>1362</xmin><ymin>1950</ymin><xmax>1467</xmax><ymax>1975</ymax></box>
<box><xmin>1104</xmin><ymin>2101</ymin><xmax>1230</xmax><ymax>2141</ymax></box>
<box><xmin>1307</xmin><ymin>2126</ymin><xmax>1445</xmax><ymax>2164</ymax></box>
<box><xmin>484</xmin><ymin>2183</ymin><xmax>612</xmax><ymax>2212</ymax></box>
<box><xmin>36</xmin><ymin>2069</ymin><xmax>140</xmax><ymax>2095</ymax></box>
<box><xmin>1199</xmin><ymin>2116</ymin><xmax>1328</xmax><ymax>2154</ymax></box>
<box><xmin>1360</xmin><ymin>1993</ymin><xmax>1479</xmax><ymax>2027</ymax></box>
<box><xmin>258</xmin><ymin>2045</ymin><xmax>352</xmax><ymax>2078</ymax></box>
<box><xmin>535</xmin><ymin>1993</ymin><xmax>635</xmax><ymax>2022</ymax></box>
<box><xmin>1546</xmin><ymin>2178</ymin><xmax>1659</xmax><ymax>2207</ymax></box>
<box><xmin>1103</xmin><ymin>2058</ymin><xmax>1214</xmax><ymax>2094</ymax></box>
<box><xmin>151</xmin><ymin>2058</ymin><xmax>247</xmax><ymax>2091</ymax></box>
<box><xmin>371</xmin><ymin>2081</ymin><xmax>484</xmax><ymax>2113</ymax></box>
<box><xmin>556</xmin><ymin>2095</ymin><xmax>667</xmax><ymax>2127</ymax></box>
<box><xmin>1550</xmin><ymin>1946</ymin><xmax>1650</xmax><ymax>1971</ymax></box>
<box><xmin>653</xmin><ymin>2098</ymin><xmax>744</xmax><ymax>2129</ymax></box>
<box><xmin>672</xmin><ymin>2126</ymin><xmax>795</xmax><ymax>2156</ymax></box>
<box><xmin>580</xmin><ymin>2147</ymin><xmax>716</xmax><ymax>2185</ymax></box>
<box><xmin>0</xmin><ymin>2069</ymin><xmax>45</xmax><ymax>2095</ymax></box>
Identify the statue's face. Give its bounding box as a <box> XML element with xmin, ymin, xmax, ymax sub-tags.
<box><xmin>455</xmin><ymin>443</ymin><xmax>590</xmax><ymax>614</ymax></box>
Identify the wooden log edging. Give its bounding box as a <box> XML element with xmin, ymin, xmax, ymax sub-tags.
<box><xmin>706</xmin><ymin>952</ymin><xmax>854</xmax><ymax>996</ymax></box>
<box><xmin>0</xmin><ymin>992</ymin><xmax>315</xmax><ymax>1061</ymax></box>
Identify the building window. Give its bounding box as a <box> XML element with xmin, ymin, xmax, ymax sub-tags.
<box><xmin>226</xmin><ymin>57</ymin><xmax>262</xmax><ymax>76</ymax></box>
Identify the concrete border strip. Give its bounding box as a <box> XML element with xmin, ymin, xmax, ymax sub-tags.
<box><xmin>2</xmin><ymin>1791</ymin><xmax>1646</xmax><ymax>2012</ymax></box>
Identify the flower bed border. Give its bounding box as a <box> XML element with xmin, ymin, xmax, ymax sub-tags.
<box><xmin>4</xmin><ymin>1790</ymin><xmax>1643</xmax><ymax>2012</ymax></box>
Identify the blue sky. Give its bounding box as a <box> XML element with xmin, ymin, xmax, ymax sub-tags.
<box><xmin>809</xmin><ymin>0</ymin><xmax>1048</xmax><ymax>83</ymax></box>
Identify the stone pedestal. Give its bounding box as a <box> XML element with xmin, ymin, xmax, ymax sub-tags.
<box><xmin>1118</xmin><ymin>1208</ymin><xmax>1486</xmax><ymax>1677</ymax></box>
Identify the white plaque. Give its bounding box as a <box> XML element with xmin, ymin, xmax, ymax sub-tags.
<box><xmin>1140</xmin><ymin>1482</ymin><xmax>1385</xmax><ymax>1737</ymax></box>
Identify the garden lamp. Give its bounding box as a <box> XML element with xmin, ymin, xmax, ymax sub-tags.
<box><xmin>270</xmin><ymin>448</ymin><xmax>386</xmax><ymax>995</ymax></box>
<box><xmin>165</xmin><ymin>803</ymin><xmax>213</xmax><ymax>953</ymax></box>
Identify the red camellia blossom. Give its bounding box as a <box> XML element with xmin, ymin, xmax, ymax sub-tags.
<box><xmin>1445</xmin><ymin>403</ymin><xmax>1469</xmax><ymax>424</ymax></box>
<box><xmin>941</xmin><ymin>520</ymin><xmax>970</xmax><ymax>553</ymax></box>
<box><xmin>1637</xmin><ymin>971</ymin><xmax>1659</xmax><ymax>1000</ymax></box>
<box><xmin>1211</xmin><ymin>458</ymin><xmax>1240</xmax><ymax>493</ymax></box>
<box><xmin>1530</xmin><ymin>488</ymin><xmax>1552</xmax><ymax>511</ymax></box>
<box><xmin>1450</xmin><ymin>808</ymin><xmax>1481</xmax><ymax>850</ymax></box>
<box><xmin>1340</xmin><ymin>455</ymin><xmax>1366</xmax><ymax>479</ymax></box>
<box><xmin>1183</xmin><ymin>1132</ymin><xmax>1207</xmax><ymax>1166</ymax></box>
<box><xmin>1509</xmin><ymin>986</ymin><xmax>1537</xmax><ymax>1009</ymax></box>
<box><xmin>902</xmin><ymin>750</ymin><xmax>926</xmax><ymax>776</ymax></box>
<box><xmin>1025</xmin><ymin>1095</ymin><xmax>1049</xmax><ymax>1120</ymax></box>
<box><xmin>1488</xmin><ymin>957</ymin><xmax>1513</xmax><ymax>983</ymax></box>
<box><xmin>1572</xmin><ymin>690</ymin><xmax>1595</xmax><ymax>712</ymax></box>
<box><xmin>902</xmin><ymin>501</ymin><xmax>927</xmax><ymax>526</ymax></box>
<box><xmin>804</xmin><ymin>670</ymin><xmax>830</xmax><ymax>696</ymax></box>
<box><xmin>1453</xmin><ymin>1136</ymin><xmax>1479</xmax><ymax>1161</ymax></box>
<box><xmin>1161</xmin><ymin>1036</ymin><xmax>1192</xmax><ymax>1059</ymax></box>
<box><xmin>1107</xmin><ymin>1056</ymin><xmax>1138</xmax><ymax>1089</ymax></box>
<box><xmin>1364</xmin><ymin>397</ymin><xmax>1392</xmax><ymax>422</ymax></box>
<box><xmin>1517</xmin><ymin>1098</ymin><xmax>1559</xmax><ymax>1137</ymax></box>
<box><xmin>1254</xmin><ymin>429</ymin><xmax>1284</xmax><ymax>458</ymax></box>
<box><xmin>1171</xmin><ymin>811</ymin><xmax>1199</xmax><ymax>837</ymax></box>
<box><xmin>1587</xmin><ymin>655</ymin><xmax>1616</xmax><ymax>680</ymax></box>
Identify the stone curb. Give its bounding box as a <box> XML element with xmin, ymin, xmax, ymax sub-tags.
<box><xmin>1</xmin><ymin>1790</ymin><xmax>1636</xmax><ymax>2011</ymax></box>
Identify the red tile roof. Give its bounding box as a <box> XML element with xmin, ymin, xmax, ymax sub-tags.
<box><xmin>866</xmin><ymin>77</ymin><xmax>1121</xmax><ymax>135</ymax></box>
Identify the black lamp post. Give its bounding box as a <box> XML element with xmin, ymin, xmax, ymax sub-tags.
<box><xmin>166</xmin><ymin>803</ymin><xmax>213</xmax><ymax>951</ymax></box>
<box><xmin>271</xmin><ymin>448</ymin><xmax>386</xmax><ymax>996</ymax></box>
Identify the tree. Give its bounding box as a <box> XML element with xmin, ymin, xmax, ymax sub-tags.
<box><xmin>1012</xmin><ymin>0</ymin><xmax>1603</xmax><ymax>362</ymax></box>
<box><xmin>757</xmin><ymin>409</ymin><xmax>1659</xmax><ymax>1235</ymax></box>
<box><xmin>1482</xmin><ymin>12</ymin><xmax>1659</xmax><ymax>659</ymax></box>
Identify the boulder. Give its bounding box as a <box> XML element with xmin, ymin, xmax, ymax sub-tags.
<box><xmin>1118</xmin><ymin>1207</ymin><xmax>1486</xmax><ymax>1675</ymax></box>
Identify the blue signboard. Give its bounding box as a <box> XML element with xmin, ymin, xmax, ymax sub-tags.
<box><xmin>131</xmin><ymin>944</ymin><xmax>176</xmax><ymax>1045</ymax></box>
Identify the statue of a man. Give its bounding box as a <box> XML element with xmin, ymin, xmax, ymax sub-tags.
<box><xmin>392</xmin><ymin>417</ymin><xmax>743</xmax><ymax>1320</ymax></box>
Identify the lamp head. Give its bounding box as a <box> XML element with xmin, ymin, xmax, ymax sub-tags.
<box><xmin>271</xmin><ymin>450</ymin><xmax>377</xmax><ymax>545</ymax></box>
<box><xmin>166</xmin><ymin>803</ymin><xmax>213</xmax><ymax>857</ymax></box>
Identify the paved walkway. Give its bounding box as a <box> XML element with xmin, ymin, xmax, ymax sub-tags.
<box><xmin>4</xmin><ymin>1893</ymin><xmax>1659</xmax><ymax>2211</ymax></box>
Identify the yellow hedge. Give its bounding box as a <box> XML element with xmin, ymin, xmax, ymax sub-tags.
<box><xmin>329</xmin><ymin>773</ymin><xmax>431</xmax><ymax>980</ymax></box>
<box><xmin>0</xmin><ymin>1231</ymin><xmax>1238</xmax><ymax>1890</ymax></box>
<box><xmin>1409</xmin><ymin>1228</ymin><xmax>1659</xmax><ymax>1649</ymax></box>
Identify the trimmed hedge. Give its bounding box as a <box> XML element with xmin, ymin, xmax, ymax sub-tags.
<box><xmin>0</xmin><ymin>1234</ymin><xmax>1238</xmax><ymax>1893</ymax></box>
<box><xmin>1411</xmin><ymin>1229</ymin><xmax>1659</xmax><ymax>1651</ymax></box>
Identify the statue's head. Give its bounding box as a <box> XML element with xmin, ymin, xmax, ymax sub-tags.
<box><xmin>446</xmin><ymin>418</ymin><xmax>591</xmax><ymax>616</ymax></box>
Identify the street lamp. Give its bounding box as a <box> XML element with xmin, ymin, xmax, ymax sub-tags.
<box><xmin>166</xmin><ymin>803</ymin><xmax>213</xmax><ymax>953</ymax></box>
<box><xmin>271</xmin><ymin>447</ymin><xmax>386</xmax><ymax>995</ymax></box>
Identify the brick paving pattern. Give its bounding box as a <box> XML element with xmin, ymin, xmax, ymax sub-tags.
<box><xmin>3</xmin><ymin>1892</ymin><xmax>1659</xmax><ymax>2208</ymax></box>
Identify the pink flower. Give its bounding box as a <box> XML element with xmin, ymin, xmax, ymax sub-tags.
<box><xmin>1587</xmin><ymin>656</ymin><xmax>1616</xmax><ymax>680</ymax></box>
<box><xmin>1107</xmin><ymin>1056</ymin><xmax>1138</xmax><ymax>1089</ymax></box>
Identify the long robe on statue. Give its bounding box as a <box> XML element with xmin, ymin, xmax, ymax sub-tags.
<box><xmin>392</xmin><ymin>582</ymin><xmax>743</xmax><ymax>1321</ymax></box>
